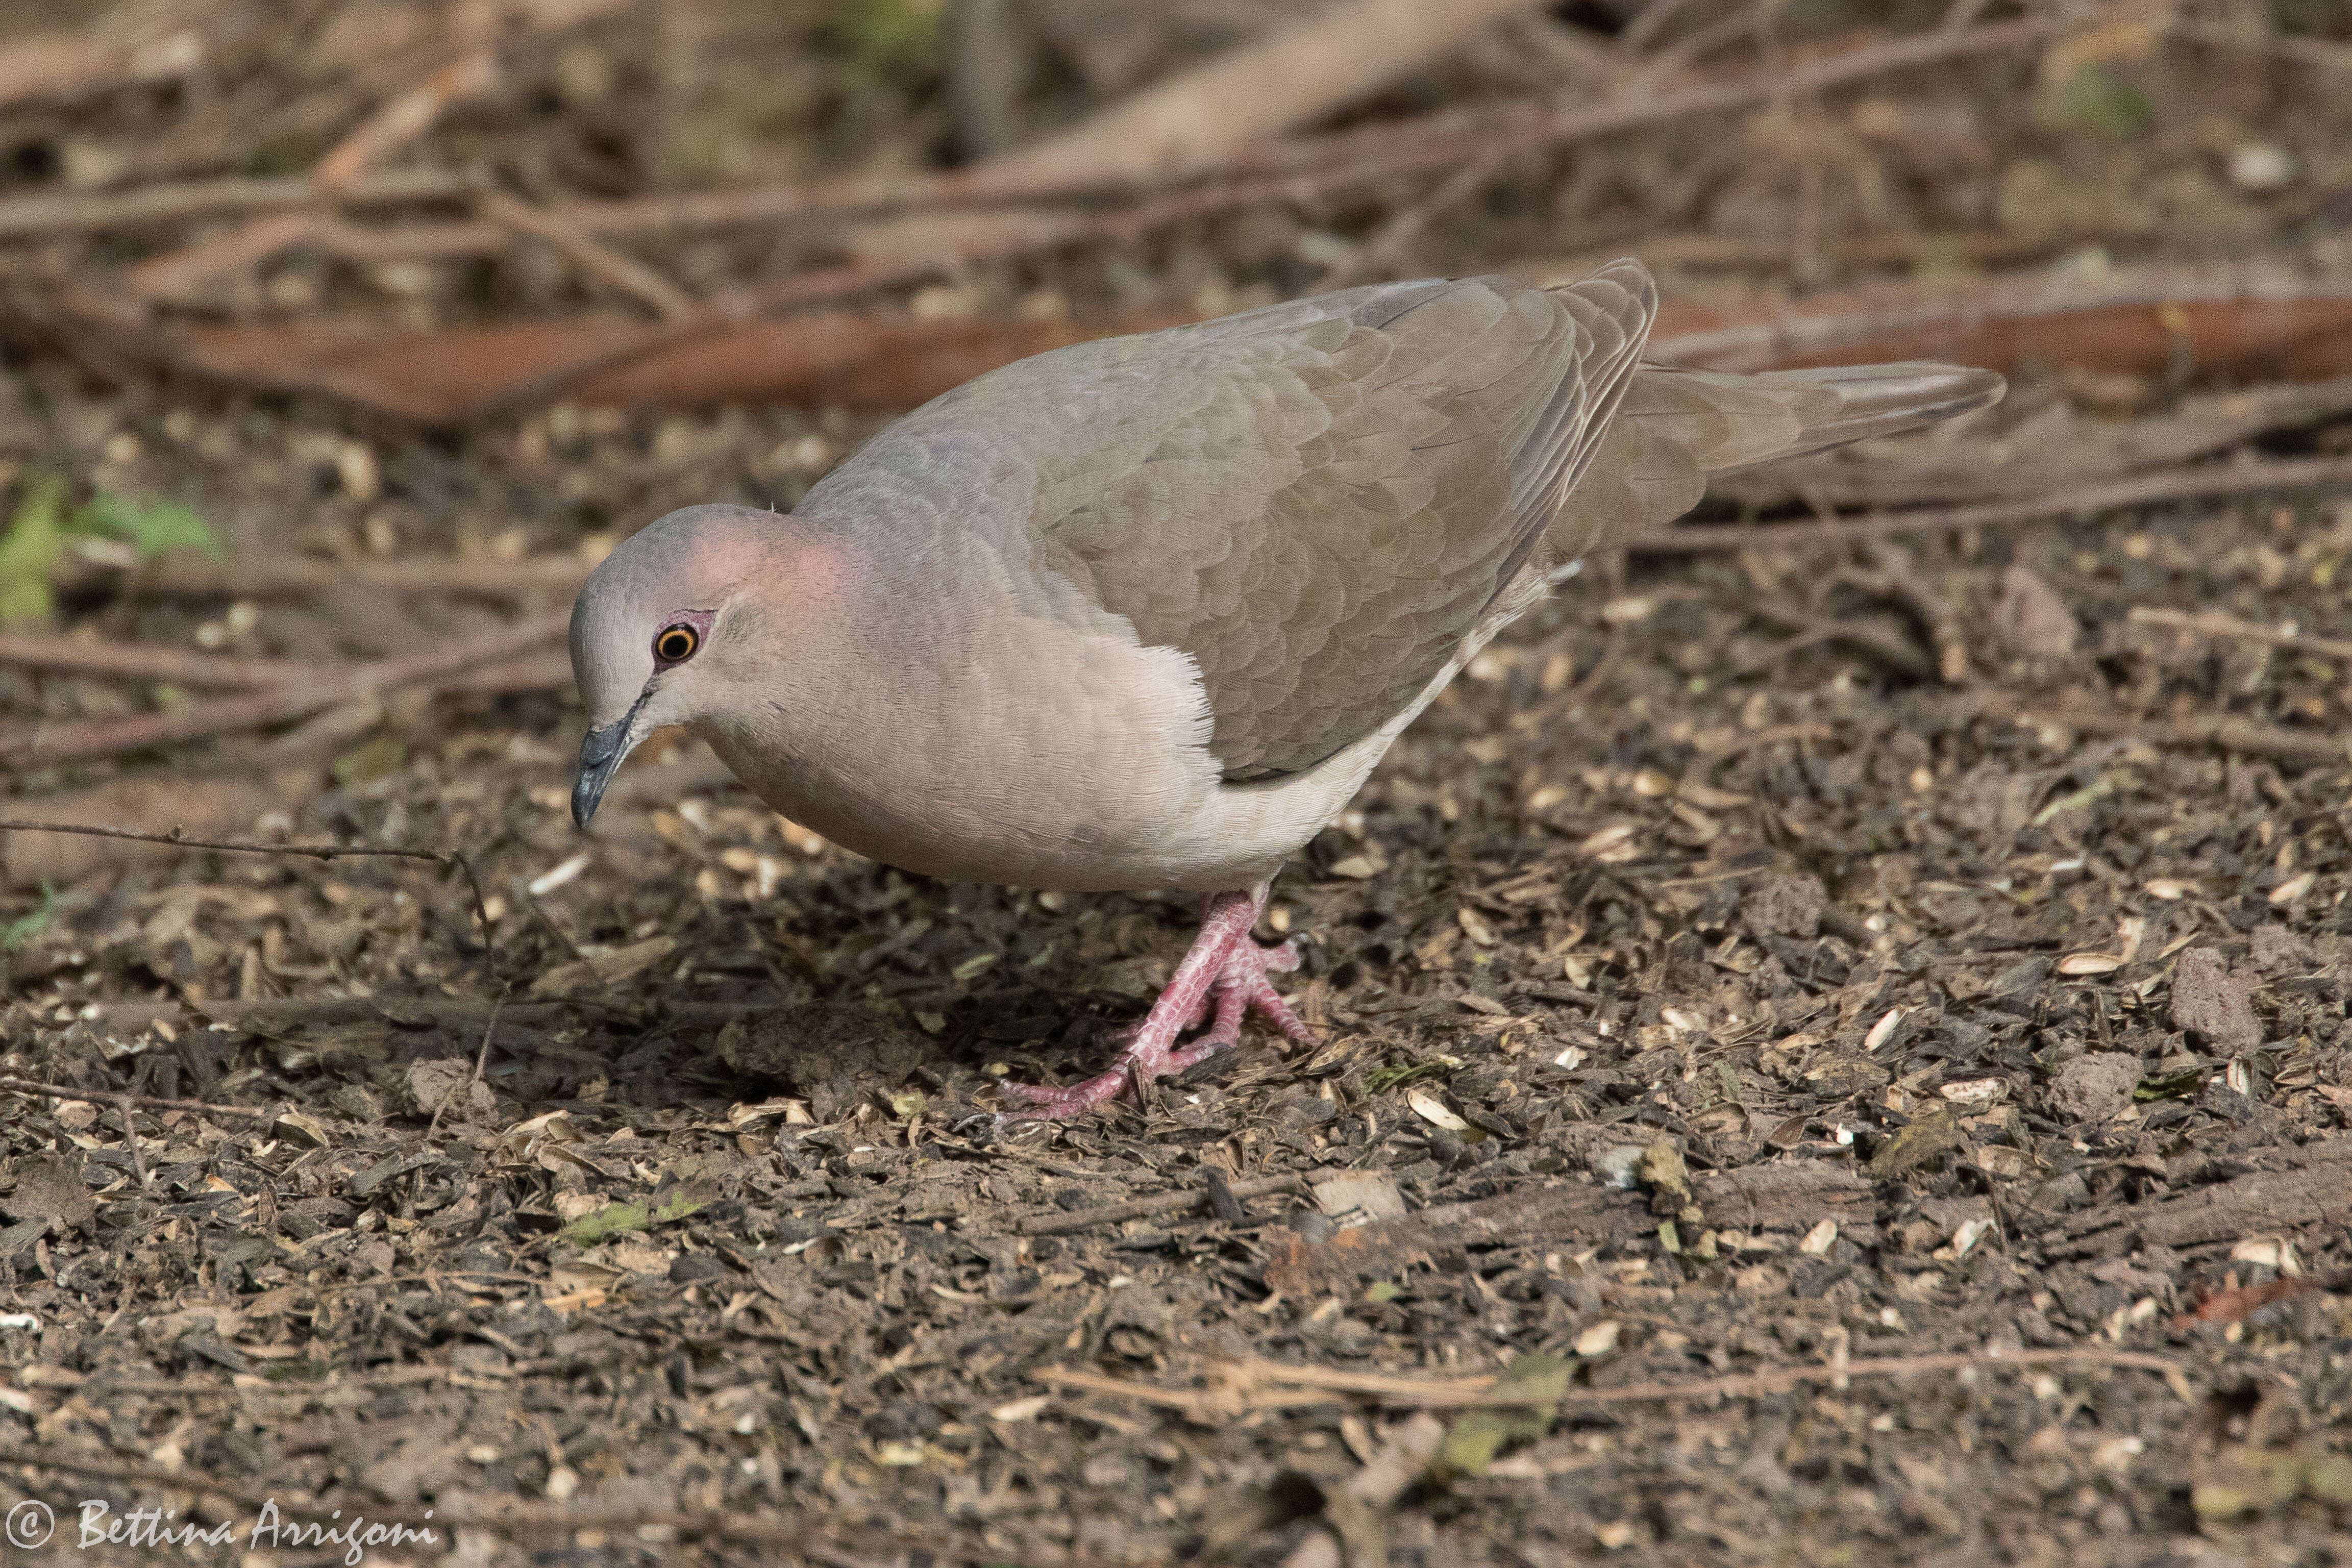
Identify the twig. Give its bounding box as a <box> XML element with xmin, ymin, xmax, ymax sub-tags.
<box><xmin>44</xmin><ymin>993</ymin><xmax>777</xmax><ymax>1033</ymax></box>
<box><xmin>0</xmin><ymin>24</ymin><xmax>205</xmax><ymax>112</ymax></box>
<box><xmin>0</xmin><ymin>18</ymin><xmax>2054</xmax><ymax>262</ymax></box>
<box><xmin>1971</xmin><ymin>700</ymin><xmax>2349</xmax><ymax>767</ymax></box>
<box><xmin>1739</xmin><ymin>604</ymin><xmax>1929</xmax><ymax>678</ymax></box>
<box><xmin>1017</xmin><ymin>1174</ymin><xmax>1308</xmax><ymax>1235</ymax></box>
<box><xmin>0</xmin><ymin>635</ymin><xmax>313</xmax><ymax>688</ymax></box>
<box><xmin>114</xmin><ymin>1095</ymin><xmax>151</xmax><ymax>1192</ymax></box>
<box><xmin>7</xmin><ymin>611</ymin><xmax>566</xmax><ymax>764</ymax></box>
<box><xmin>0</xmin><ymin>168</ymin><xmax>475</xmax><ymax>240</ymax></box>
<box><xmin>1036</xmin><ymin>1347</ymin><xmax>2186</xmax><ymax>1420</ymax></box>
<box><xmin>52</xmin><ymin>550</ymin><xmax>592</xmax><ymax>603</ymax></box>
<box><xmin>2127</xmin><ymin>606</ymin><xmax>2352</xmax><ymax>663</ymax></box>
<box><xmin>479</xmin><ymin>190</ymin><xmax>694</xmax><ymax>319</ymax></box>
<box><xmin>1322</xmin><ymin>145</ymin><xmax>1514</xmax><ymax>288</ymax></box>
<box><xmin>1862</xmin><ymin>540</ymin><xmax>1969</xmax><ymax>683</ymax></box>
<box><xmin>125</xmin><ymin>213</ymin><xmax>324</xmax><ymax>301</ymax></box>
<box><xmin>0</xmin><ymin>820</ymin><xmax>492</xmax><ymax>943</ymax></box>
<box><xmin>127</xmin><ymin>53</ymin><xmax>499</xmax><ymax>299</ymax></box>
<box><xmin>315</xmin><ymin>54</ymin><xmax>499</xmax><ymax>192</ymax></box>
<box><xmin>450</xmin><ymin>17</ymin><xmax>2057</xmax><ymax>421</ymax></box>
<box><xmin>984</xmin><ymin>0</ymin><xmax>1546</xmax><ymax>183</ymax></box>
<box><xmin>0</xmin><ymin>1075</ymin><xmax>275</xmax><ymax>1121</ymax></box>
<box><xmin>424</xmin><ymin>991</ymin><xmax>506</xmax><ymax>1141</ymax></box>
<box><xmin>1642</xmin><ymin>455</ymin><xmax>2352</xmax><ymax>554</ymax></box>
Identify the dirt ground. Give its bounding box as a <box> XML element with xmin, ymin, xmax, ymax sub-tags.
<box><xmin>9</xmin><ymin>0</ymin><xmax>2352</xmax><ymax>1564</ymax></box>
<box><xmin>8</xmin><ymin>391</ymin><xmax>2352</xmax><ymax>1564</ymax></box>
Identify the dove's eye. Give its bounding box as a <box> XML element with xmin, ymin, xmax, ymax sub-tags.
<box><xmin>654</xmin><ymin>624</ymin><xmax>700</xmax><ymax>663</ymax></box>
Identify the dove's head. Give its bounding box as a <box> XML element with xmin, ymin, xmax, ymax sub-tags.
<box><xmin>566</xmin><ymin>504</ymin><xmax>848</xmax><ymax>828</ymax></box>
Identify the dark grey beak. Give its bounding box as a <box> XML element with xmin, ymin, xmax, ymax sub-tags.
<box><xmin>572</xmin><ymin>704</ymin><xmax>644</xmax><ymax>829</ymax></box>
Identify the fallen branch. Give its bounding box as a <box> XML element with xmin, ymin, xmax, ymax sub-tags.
<box><xmin>50</xmin><ymin>17</ymin><xmax>2052</xmax><ymax>427</ymax></box>
<box><xmin>0</xmin><ymin>1075</ymin><xmax>274</xmax><ymax>1121</ymax></box>
<box><xmin>1017</xmin><ymin>1174</ymin><xmax>1308</xmax><ymax>1235</ymax></box>
<box><xmin>0</xmin><ymin>636</ymin><xmax>314</xmax><ymax>688</ymax></box>
<box><xmin>478</xmin><ymin>16</ymin><xmax>2054</xmax><ymax>420</ymax></box>
<box><xmin>0</xmin><ymin>168</ymin><xmax>475</xmax><ymax>240</ymax></box>
<box><xmin>43</xmin><ymin>993</ymin><xmax>778</xmax><ymax>1033</ymax></box>
<box><xmin>0</xmin><ymin>820</ymin><xmax>491</xmax><ymax>942</ymax></box>
<box><xmin>1863</xmin><ymin>540</ymin><xmax>1970</xmax><ymax>684</ymax></box>
<box><xmin>51</xmin><ymin>550</ymin><xmax>594</xmax><ymax>603</ymax></box>
<box><xmin>7</xmin><ymin>612</ymin><xmax>567</xmax><ymax>764</ymax></box>
<box><xmin>480</xmin><ymin>190</ymin><xmax>694</xmax><ymax>319</ymax></box>
<box><xmin>983</xmin><ymin>0</ymin><xmax>1546</xmax><ymax>184</ymax></box>
<box><xmin>1036</xmin><ymin>1347</ymin><xmax>2187</xmax><ymax>1422</ymax></box>
<box><xmin>128</xmin><ymin>51</ymin><xmax>500</xmax><ymax>300</ymax></box>
<box><xmin>0</xmin><ymin>18</ymin><xmax>2052</xmax><ymax>260</ymax></box>
<box><xmin>1975</xmin><ymin>702</ymin><xmax>2349</xmax><ymax>768</ymax></box>
<box><xmin>0</xmin><ymin>24</ymin><xmax>204</xmax><ymax>112</ymax></box>
<box><xmin>2127</xmin><ymin>605</ymin><xmax>2352</xmax><ymax>663</ymax></box>
<box><xmin>423</xmin><ymin>991</ymin><xmax>507</xmax><ymax>1141</ymax></box>
<box><xmin>1643</xmin><ymin>454</ymin><xmax>2352</xmax><ymax>553</ymax></box>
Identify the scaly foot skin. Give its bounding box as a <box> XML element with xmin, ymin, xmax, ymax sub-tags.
<box><xmin>998</xmin><ymin>885</ymin><xmax>1314</xmax><ymax>1120</ymax></box>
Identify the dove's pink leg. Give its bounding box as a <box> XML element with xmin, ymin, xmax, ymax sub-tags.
<box><xmin>999</xmin><ymin>883</ymin><xmax>1314</xmax><ymax>1119</ymax></box>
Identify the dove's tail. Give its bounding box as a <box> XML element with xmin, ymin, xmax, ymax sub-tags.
<box><xmin>1554</xmin><ymin>355</ymin><xmax>2005</xmax><ymax>561</ymax></box>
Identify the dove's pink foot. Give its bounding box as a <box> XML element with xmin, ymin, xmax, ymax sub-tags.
<box><xmin>999</xmin><ymin>883</ymin><xmax>1315</xmax><ymax>1119</ymax></box>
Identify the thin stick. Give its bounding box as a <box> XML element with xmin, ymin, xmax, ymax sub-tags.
<box><xmin>0</xmin><ymin>820</ymin><xmax>492</xmax><ymax>942</ymax></box>
<box><xmin>7</xmin><ymin>611</ymin><xmax>566</xmax><ymax>764</ymax></box>
<box><xmin>1322</xmin><ymin>146</ymin><xmax>1513</xmax><ymax>288</ymax></box>
<box><xmin>0</xmin><ymin>167</ymin><xmax>475</xmax><ymax>240</ymax></box>
<box><xmin>453</xmin><ymin>18</ymin><xmax>2054</xmax><ymax>421</ymax></box>
<box><xmin>1018</xmin><ymin>1174</ymin><xmax>1307</xmax><ymax>1235</ymax></box>
<box><xmin>1977</xmin><ymin>703</ymin><xmax>2349</xmax><ymax>767</ymax></box>
<box><xmin>0</xmin><ymin>636</ymin><xmax>314</xmax><ymax>688</ymax></box>
<box><xmin>314</xmin><ymin>54</ymin><xmax>499</xmax><ymax>192</ymax></box>
<box><xmin>480</xmin><ymin>191</ymin><xmax>694</xmax><ymax>319</ymax></box>
<box><xmin>127</xmin><ymin>53</ymin><xmax>499</xmax><ymax>300</ymax></box>
<box><xmin>52</xmin><ymin>551</ymin><xmax>592</xmax><ymax>603</ymax></box>
<box><xmin>49</xmin><ymin>994</ymin><xmax>775</xmax><ymax>1032</ymax></box>
<box><xmin>1641</xmin><ymin>455</ymin><xmax>2352</xmax><ymax>554</ymax></box>
<box><xmin>1861</xmin><ymin>540</ymin><xmax>1969</xmax><ymax>684</ymax></box>
<box><xmin>1037</xmin><ymin>1347</ymin><xmax>2186</xmax><ymax>1417</ymax></box>
<box><xmin>113</xmin><ymin>1095</ymin><xmax>152</xmax><ymax>1192</ymax></box>
<box><xmin>0</xmin><ymin>17</ymin><xmax>2051</xmax><ymax>260</ymax></box>
<box><xmin>0</xmin><ymin>1075</ymin><xmax>275</xmax><ymax>1120</ymax></box>
<box><xmin>424</xmin><ymin>991</ymin><xmax>505</xmax><ymax>1141</ymax></box>
<box><xmin>2127</xmin><ymin>606</ymin><xmax>2352</xmax><ymax>662</ymax></box>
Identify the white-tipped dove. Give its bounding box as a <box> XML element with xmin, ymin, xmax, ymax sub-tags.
<box><xmin>568</xmin><ymin>260</ymin><xmax>2002</xmax><ymax>1116</ymax></box>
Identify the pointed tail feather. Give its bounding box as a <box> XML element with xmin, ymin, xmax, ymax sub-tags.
<box><xmin>1717</xmin><ymin>361</ymin><xmax>2008</xmax><ymax>468</ymax></box>
<box><xmin>1552</xmin><ymin>359</ymin><xmax>2004</xmax><ymax>559</ymax></box>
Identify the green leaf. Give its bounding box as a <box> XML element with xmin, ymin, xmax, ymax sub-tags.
<box><xmin>1365</xmin><ymin>1060</ymin><xmax>1453</xmax><ymax>1094</ymax></box>
<box><xmin>820</xmin><ymin>0</ymin><xmax>945</xmax><ymax>85</ymax></box>
<box><xmin>556</xmin><ymin>1188</ymin><xmax>709</xmax><ymax>1246</ymax></box>
<box><xmin>1435</xmin><ymin>1353</ymin><xmax>1573</xmax><ymax>1477</ymax></box>
<box><xmin>2038</xmin><ymin>63</ymin><xmax>2152</xmax><ymax>139</ymax></box>
<box><xmin>74</xmin><ymin>492</ymin><xmax>224</xmax><ymax>561</ymax></box>
<box><xmin>2134</xmin><ymin>1068</ymin><xmax>2204</xmax><ymax>1103</ymax></box>
<box><xmin>332</xmin><ymin>734</ymin><xmax>407</xmax><ymax>788</ymax></box>
<box><xmin>0</xmin><ymin>474</ymin><xmax>68</xmax><ymax>626</ymax></box>
<box><xmin>2</xmin><ymin>882</ymin><xmax>61</xmax><ymax>952</ymax></box>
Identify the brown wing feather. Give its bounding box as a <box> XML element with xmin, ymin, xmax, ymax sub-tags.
<box><xmin>1036</xmin><ymin>269</ymin><xmax>1657</xmax><ymax>779</ymax></box>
